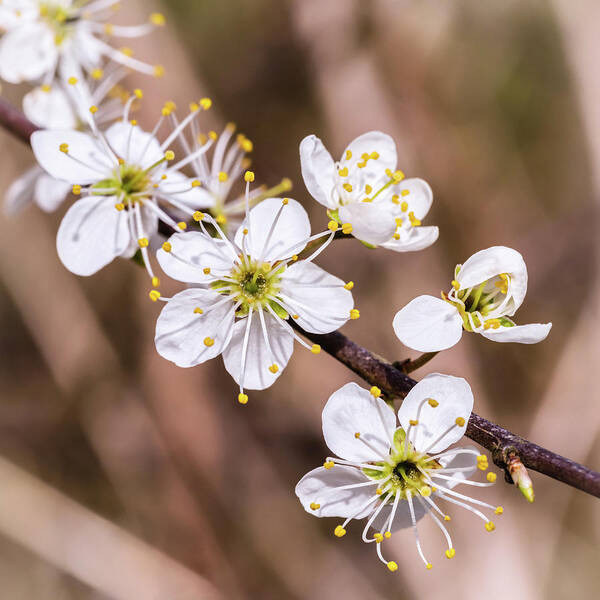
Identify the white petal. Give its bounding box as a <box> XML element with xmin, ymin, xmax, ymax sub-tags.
<box><xmin>155</xmin><ymin>289</ymin><xmax>235</xmax><ymax>367</ymax></box>
<box><xmin>56</xmin><ymin>196</ymin><xmax>131</xmax><ymax>276</ymax></box>
<box><xmin>156</xmin><ymin>231</ymin><xmax>233</xmax><ymax>284</ymax></box>
<box><xmin>34</xmin><ymin>173</ymin><xmax>71</xmax><ymax>212</ymax></box>
<box><xmin>398</xmin><ymin>373</ymin><xmax>473</xmax><ymax>454</ymax></box>
<box><xmin>392</xmin><ymin>295</ymin><xmax>463</xmax><ymax>352</ymax></box>
<box><xmin>23</xmin><ymin>86</ymin><xmax>78</xmax><ymax>129</ymax></box>
<box><xmin>338</xmin><ymin>201</ymin><xmax>396</xmax><ymax>245</ymax></box>
<box><xmin>299</xmin><ymin>135</ymin><xmax>337</xmax><ymax>209</ymax></box>
<box><xmin>32</xmin><ymin>129</ymin><xmax>111</xmax><ymax>184</ymax></box>
<box><xmin>380</xmin><ymin>226</ymin><xmax>439</xmax><ymax>253</ymax></box>
<box><xmin>296</xmin><ymin>466</ymin><xmax>378</xmax><ymax>519</ymax></box>
<box><xmin>234</xmin><ymin>197</ymin><xmax>311</xmax><ymax>261</ymax></box>
<box><xmin>322</xmin><ymin>382</ymin><xmax>396</xmax><ymax>462</ymax></box>
<box><xmin>279</xmin><ymin>261</ymin><xmax>353</xmax><ymax>334</ymax></box>
<box><xmin>222</xmin><ymin>310</ymin><xmax>294</xmax><ymax>390</ymax></box>
<box><xmin>4</xmin><ymin>165</ymin><xmax>39</xmax><ymax>214</ymax></box>
<box><xmin>0</xmin><ymin>22</ymin><xmax>57</xmax><ymax>83</ymax></box>
<box><xmin>392</xmin><ymin>178</ymin><xmax>433</xmax><ymax>219</ymax></box>
<box><xmin>480</xmin><ymin>322</ymin><xmax>552</xmax><ymax>344</ymax></box>
<box><xmin>342</xmin><ymin>131</ymin><xmax>397</xmax><ymax>177</ymax></box>
<box><xmin>436</xmin><ymin>446</ymin><xmax>478</xmax><ymax>489</ymax></box>
<box><xmin>457</xmin><ymin>246</ymin><xmax>528</xmax><ymax>312</ymax></box>
<box><xmin>160</xmin><ymin>170</ymin><xmax>216</xmax><ymax>209</ymax></box>
<box><xmin>0</xmin><ymin>4</ymin><xmax>38</xmax><ymax>29</ymax></box>
<box><xmin>371</xmin><ymin>497</ymin><xmax>428</xmax><ymax>532</ymax></box>
<box><xmin>104</xmin><ymin>121</ymin><xmax>163</xmax><ymax>167</ymax></box>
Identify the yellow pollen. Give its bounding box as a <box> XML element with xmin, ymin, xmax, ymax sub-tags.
<box><xmin>338</xmin><ymin>167</ymin><xmax>349</xmax><ymax>177</ymax></box>
<box><xmin>131</xmin><ymin>120</ymin><xmax>137</xmax><ymax>126</ymax></box>
<box><xmin>150</xmin><ymin>12</ymin><xmax>166</xmax><ymax>26</ymax></box>
<box><xmin>328</xmin><ymin>221</ymin><xmax>339</xmax><ymax>232</ymax></box>
<box><xmin>218</xmin><ymin>171</ymin><xmax>228</xmax><ymax>182</ymax></box>
<box><xmin>387</xmin><ymin>561</ymin><xmax>398</xmax><ymax>572</ymax></box>
<box><xmin>282</xmin><ymin>198</ymin><xmax>289</xmax><ymax>205</ymax></box>
<box><xmin>391</xmin><ymin>194</ymin><xmax>399</xmax><ymax>204</ymax></box>
<box><xmin>341</xmin><ymin>223</ymin><xmax>353</xmax><ymax>234</ymax></box>
<box><xmin>89</xmin><ymin>105</ymin><xmax>98</xmax><ymax>114</ymax></box>
<box><xmin>455</xmin><ymin>417</ymin><xmax>465</xmax><ymax>427</ymax></box>
<box><xmin>238</xmin><ymin>393</ymin><xmax>248</xmax><ymax>405</ymax></box>
<box><xmin>202</xmin><ymin>268</ymin><xmax>211</xmax><ymax>275</ymax></box>
<box><xmin>426</xmin><ymin>564</ymin><xmax>433</xmax><ymax>571</ymax></box>
<box><xmin>371</xmin><ymin>152</ymin><xmax>380</xmax><ymax>160</ymax></box>
<box><xmin>193</xmin><ymin>307</ymin><xmax>203</xmax><ymax>314</ymax></box>
<box><xmin>310</xmin><ymin>502</ymin><xmax>320</xmax><ymax>510</ymax></box>
<box><xmin>495</xmin><ymin>506</ymin><xmax>504</xmax><ymax>515</ymax></box>
<box><xmin>268</xmin><ymin>364</ymin><xmax>279</xmax><ymax>374</ymax></box>
<box><xmin>67</xmin><ymin>76</ymin><xmax>78</xmax><ymax>85</ymax></box>
<box><xmin>445</xmin><ymin>548</ymin><xmax>456</xmax><ymax>559</ymax></box>
<box><xmin>149</xmin><ymin>290</ymin><xmax>161</xmax><ymax>302</ymax></box>
<box><xmin>444</xmin><ymin>515</ymin><xmax>451</xmax><ymax>521</ymax></box>
<box><xmin>408</xmin><ymin>211</ymin><xmax>421</xmax><ymax>227</ymax></box>
<box><xmin>344</xmin><ymin>281</ymin><xmax>354</xmax><ymax>290</ymax></box>
<box><xmin>41</xmin><ymin>84</ymin><xmax>51</xmax><ymax>92</ymax></box>
<box><xmin>376</xmin><ymin>488</ymin><xmax>383</xmax><ymax>495</ymax></box>
<box><xmin>392</xmin><ymin>170</ymin><xmax>404</xmax><ymax>182</ymax></box>
<box><xmin>291</xmin><ymin>255</ymin><xmax>298</xmax><ymax>261</ymax></box>
<box><xmin>487</xmin><ymin>472</ymin><xmax>497</xmax><ymax>483</ymax></box>
<box><xmin>72</xmin><ymin>185</ymin><xmax>81</xmax><ymax>195</ymax></box>
<box><xmin>244</xmin><ymin>170</ymin><xmax>255</xmax><ymax>183</ymax></box>
<box><xmin>373</xmin><ymin>533</ymin><xmax>383</xmax><ymax>543</ymax></box>
<box><xmin>477</xmin><ymin>454</ymin><xmax>488</xmax><ymax>462</ymax></box>
<box><xmin>334</xmin><ymin>526</ymin><xmax>346</xmax><ymax>538</ymax></box>
<box><xmin>152</xmin><ymin>277</ymin><xmax>160</xmax><ymax>288</ymax></box>
<box><xmin>200</xmin><ymin>98</ymin><xmax>212</xmax><ymax>110</ymax></box>
<box><xmin>384</xmin><ymin>532</ymin><xmax>392</xmax><ymax>539</ymax></box>
<box><xmin>153</xmin><ymin>65</ymin><xmax>165</xmax><ymax>78</ymax></box>
<box><xmin>323</xmin><ymin>461</ymin><xmax>334</xmax><ymax>470</ymax></box>
<box><xmin>118</xmin><ymin>158</ymin><xmax>125</xmax><ymax>165</ymax></box>
<box><xmin>59</xmin><ymin>143</ymin><xmax>69</xmax><ymax>153</ymax></box>
<box><xmin>90</xmin><ymin>68</ymin><xmax>103</xmax><ymax>80</ymax></box>
<box><xmin>365</xmin><ymin>185</ymin><xmax>373</xmax><ymax>195</ymax></box>
<box><xmin>291</xmin><ymin>314</ymin><xmax>299</xmax><ymax>319</ymax></box>
<box><xmin>133</xmin><ymin>88</ymin><xmax>143</xmax><ymax>100</ymax></box>
<box><xmin>120</xmin><ymin>46</ymin><xmax>133</xmax><ymax>57</ymax></box>
<box><xmin>393</xmin><ymin>233</ymin><xmax>400</xmax><ymax>240</ymax></box>
<box><xmin>243</xmin><ymin>228</ymin><xmax>249</xmax><ymax>235</ymax></box>
<box><xmin>485</xmin><ymin>521</ymin><xmax>496</xmax><ymax>532</ymax></box>
<box><xmin>204</xmin><ymin>337</ymin><xmax>214</xmax><ymax>347</ymax></box>
<box><xmin>177</xmin><ymin>222</ymin><xmax>187</xmax><ymax>230</ymax></box>
<box><xmin>192</xmin><ymin>211</ymin><xmax>204</xmax><ymax>222</ymax></box>
<box><xmin>350</xmin><ymin>309</ymin><xmax>360</xmax><ymax>320</ymax></box>
<box><xmin>370</xmin><ymin>386</ymin><xmax>381</xmax><ymax>398</ymax></box>
<box><xmin>354</xmin><ymin>432</ymin><xmax>361</xmax><ymax>439</ymax></box>
<box><xmin>451</xmin><ymin>280</ymin><xmax>460</xmax><ymax>290</ymax></box>
<box><xmin>162</xmin><ymin>242</ymin><xmax>172</xmax><ymax>252</ymax></box>
<box><xmin>400</xmin><ymin>201</ymin><xmax>408</xmax><ymax>212</ymax></box>
<box><xmin>311</xmin><ymin>344</ymin><xmax>321</xmax><ymax>354</ymax></box>
<box><xmin>395</xmin><ymin>218</ymin><xmax>403</xmax><ymax>227</ymax></box>
<box><xmin>401</xmin><ymin>189</ymin><xmax>410</xmax><ymax>197</ymax></box>
<box><xmin>345</xmin><ymin>150</ymin><xmax>352</xmax><ymax>160</ymax></box>
<box><xmin>478</xmin><ymin>462</ymin><xmax>488</xmax><ymax>471</ymax></box>
<box><xmin>420</xmin><ymin>486</ymin><xmax>432</xmax><ymax>497</ymax></box>
<box><xmin>409</xmin><ymin>419</ymin><xmax>419</xmax><ymax>426</ymax></box>
<box><xmin>342</xmin><ymin>183</ymin><xmax>353</xmax><ymax>193</ymax></box>
<box><xmin>138</xmin><ymin>238</ymin><xmax>149</xmax><ymax>248</ymax></box>
<box><xmin>191</xmin><ymin>180</ymin><xmax>201</xmax><ymax>187</ymax></box>
<box><xmin>165</xmin><ymin>150</ymin><xmax>175</xmax><ymax>161</ymax></box>
<box><xmin>427</xmin><ymin>398</ymin><xmax>439</xmax><ymax>407</ymax></box>
<box><xmin>214</xmin><ymin>215</ymin><xmax>226</xmax><ymax>225</ymax></box>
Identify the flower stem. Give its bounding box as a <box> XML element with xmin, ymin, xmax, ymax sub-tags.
<box><xmin>396</xmin><ymin>351</ymin><xmax>439</xmax><ymax>374</ymax></box>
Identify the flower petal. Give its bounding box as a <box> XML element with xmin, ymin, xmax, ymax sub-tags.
<box><xmin>398</xmin><ymin>373</ymin><xmax>473</xmax><ymax>454</ymax></box>
<box><xmin>392</xmin><ymin>178</ymin><xmax>433</xmax><ymax>219</ymax></box>
<box><xmin>155</xmin><ymin>288</ymin><xmax>235</xmax><ymax>367</ymax></box>
<box><xmin>23</xmin><ymin>86</ymin><xmax>78</xmax><ymax>129</ymax></box>
<box><xmin>279</xmin><ymin>261</ymin><xmax>353</xmax><ymax>334</ymax></box>
<box><xmin>222</xmin><ymin>310</ymin><xmax>294</xmax><ymax>390</ymax></box>
<box><xmin>457</xmin><ymin>246</ymin><xmax>528</xmax><ymax>313</ymax></box>
<box><xmin>380</xmin><ymin>226</ymin><xmax>439</xmax><ymax>253</ymax></box>
<box><xmin>160</xmin><ymin>169</ymin><xmax>216</xmax><ymax>209</ymax></box>
<box><xmin>34</xmin><ymin>173</ymin><xmax>71</xmax><ymax>212</ymax></box>
<box><xmin>338</xmin><ymin>201</ymin><xmax>396</xmax><ymax>245</ymax></box>
<box><xmin>480</xmin><ymin>322</ymin><xmax>552</xmax><ymax>344</ymax></box>
<box><xmin>436</xmin><ymin>446</ymin><xmax>478</xmax><ymax>489</ymax></box>
<box><xmin>392</xmin><ymin>295</ymin><xmax>463</xmax><ymax>352</ymax></box>
<box><xmin>234</xmin><ymin>197</ymin><xmax>311</xmax><ymax>261</ymax></box>
<box><xmin>4</xmin><ymin>165</ymin><xmax>39</xmax><ymax>214</ymax></box>
<box><xmin>342</xmin><ymin>131</ymin><xmax>397</xmax><ymax>178</ymax></box>
<box><xmin>56</xmin><ymin>195</ymin><xmax>131</xmax><ymax>276</ymax></box>
<box><xmin>157</xmin><ymin>231</ymin><xmax>233</xmax><ymax>284</ymax></box>
<box><xmin>0</xmin><ymin>22</ymin><xmax>57</xmax><ymax>83</ymax></box>
<box><xmin>322</xmin><ymin>382</ymin><xmax>396</xmax><ymax>462</ymax></box>
<box><xmin>299</xmin><ymin>135</ymin><xmax>337</xmax><ymax>209</ymax></box>
<box><xmin>32</xmin><ymin>129</ymin><xmax>111</xmax><ymax>184</ymax></box>
<box><xmin>104</xmin><ymin>121</ymin><xmax>163</xmax><ymax>167</ymax></box>
<box><xmin>296</xmin><ymin>465</ymin><xmax>378</xmax><ymax>519</ymax></box>
<box><xmin>371</xmin><ymin>497</ymin><xmax>428</xmax><ymax>532</ymax></box>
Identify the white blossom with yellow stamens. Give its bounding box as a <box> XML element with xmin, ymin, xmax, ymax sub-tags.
<box><xmin>31</xmin><ymin>95</ymin><xmax>215</xmax><ymax>278</ymax></box>
<box><xmin>154</xmin><ymin>187</ymin><xmax>354</xmax><ymax>400</ymax></box>
<box><xmin>296</xmin><ymin>375</ymin><xmax>503</xmax><ymax>571</ymax></box>
<box><xmin>299</xmin><ymin>131</ymin><xmax>438</xmax><ymax>252</ymax></box>
<box><xmin>392</xmin><ymin>246</ymin><xmax>552</xmax><ymax>352</ymax></box>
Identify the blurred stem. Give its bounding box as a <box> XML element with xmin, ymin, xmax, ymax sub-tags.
<box><xmin>395</xmin><ymin>351</ymin><xmax>439</xmax><ymax>374</ymax></box>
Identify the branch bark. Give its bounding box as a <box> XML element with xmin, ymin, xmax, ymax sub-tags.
<box><xmin>1</xmin><ymin>98</ymin><xmax>598</xmax><ymax>499</ymax></box>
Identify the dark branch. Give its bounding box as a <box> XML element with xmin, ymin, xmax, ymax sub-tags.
<box><xmin>0</xmin><ymin>97</ymin><xmax>39</xmax><ymax>144</ymax></box>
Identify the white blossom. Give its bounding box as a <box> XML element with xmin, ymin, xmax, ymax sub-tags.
<box><xmin>392</xmin><ymin>246</ymin><xmax>552</xmax><ymax>352</ymax></box>
<box><xmin>296</xmin><ymin>375</ymin><xmax>502</xmax><ymax>571</ymax></box>
<box><xmin>300</xmin><ymin>131</ymin><xmax>438</xmax><ymax>251</ymax></box>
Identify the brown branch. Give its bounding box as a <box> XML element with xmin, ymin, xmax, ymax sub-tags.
<box><xmin>298</xmin><ymin>327</ymin><xmax>600</xmax><ymax>499</ymax></box>
<box><xmin>1</xmin><ymin>97</ymin><xmax>598</xmax><ymax>499</ymax></box>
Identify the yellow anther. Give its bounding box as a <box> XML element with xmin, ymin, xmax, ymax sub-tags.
<box><xmin>114</xmin><ymin>202</ymin><xmax>124</xmax><ymax>211</ymax></box>
<box><xmin>485</xmin><ymin>521</ymin><xmax>496</xmax><ymax>532</ymax></box>
<box><xmin>291</xmin><ymin>314</ymin><xmax>299</xmax><ymax>319</ymax></box>
<box><xmin>150</xmin><ymin>12</ymin><xmax>166</xmax><ymax>26</ymax></box>
<box><xmin>138</xmin><ymin>237</ymin><xmax>149</xmax><ymax>248</ymax></box>
<box><xmin>451</xmin><ymin>280</ymin><xmax>460</xmax><ymax>290</ymax></box>
<box><xmin>323</xmin><ymin>460</ymin><xmax>334</xmax><ymax>470</ymax></box>
<box><xmin>191</xmin><ymin>180</ymin><xmax>201</xmax><ymax>187</ymax></box>
<box><xmin>341</xmin><ymin>223</ymin><xmax>353</xmax><ymax>234</ymax></box>
<box><xmin>193</xmin><ymin>307</ymin><xmax>203</xmax><ymax>315</ymax></box>
<box><xmin>244</xmin><ymin>170</ymin><xmax>255</xmax><ymax>183</ymax></box>
<box><xmin>387</xmin><ymin>561</ymin><xmax>398</xmax><ymax>572</ymax></box>
<box><xmin>338</xmin><ymin>167</ymin><xmax>349</xmax><ymax>177</ymax></box>
<box><xmin>209</xmin><ymin>130</ymin><xmax>218</xmax><ymax>140</ymax></box>
<box><xmin>282</xmin><ymin>198</ymin><xmax>289</xmax><ymax>205</ymax></box>
<box><xmin>362</xmin><ymin>197</ymin><xmax>372</xmax><ymax>203</ymax></box>
<box><xmin>487</xmin><ymin>472</ymin><xmax>497</xmax><ymax>483</ymax></box>
<box><xmin>445</xmin><ymin>548</ymin><xmax>456</xmax><ymax>559</ymax></box>
<box><xmin>118</xmin><ymin>158</ymin><xmax>125</xmax><ymax>165</ymax></box>
<box><xmin>401</xmin><ymin>189</ymin><xmax>410</xmax><ymax>197</ymax></box>
<box><xmin>420</xmin><ymin>486</ymin><xmax>432</xmax><ymax>497</ymax></box>
<box><xmin>193</xmin><ymin>211</ymin><xmax>204</xmax><ymax>222</ymax></box>
<box><xmin>384</xmin><ymin>531</ymin><xmax>392</xmax><ymax>539</ymax></box>
<box><xmin>104</xmin><ymin>23</ymin><xmax>114</xmax><ymax>35</ymax></box>
<box><xmin>311</xmin><ymin>344</ymin><xmax>321</xmax><ymax>354</ymax></box>
<box><xmin>238</xmin><ymin>393</ymin><xmax>248</xmax><ymax>405</ymax></box>
<box><xmin>376</xmin><ymin>488</ymin><xmax>383</xmax><ymax>495</ymax></box>
<box><xmin>243</xmin><ymin>228</ymin><xmax>249</xmax><ymax>235</ymax></box>
<box><xmin>203</xmin><ymin>337</ymin><xmax>214</xmax><ymax>347</ymax></box>
<box><xmin>385</xmin><ymin>168</ymin><xmax>393</xmax><ymax>178</ymax></box>
<box><xmin>162</xmin><ymin>242</ymin><xmax>172</xmax><ymax>252</ymax></box>
<box><xmin>199</xmin><ymin>97</ymin><xmax>212</xmax><ymax>111</ymax></box>
<box><xmin>334</xmin><ymin>525</ymin><xmax>346</xmax><ymax>538</ymax></box>
<box><xmin>131</xmin><ymin>89</ymin><xmax>142</xmax><ymax>101</ymax></box>
<box><xmin>161</xmin><ymin>107</ymin><xmax>171</xmax><ymax>117</ymax></box>
<box><xmin>393</xmin><ymin>233</ymin><xmax>400</xmax><ymax>240</ymax></box>
<box><xmin>291</xmin><ymin>255</ymin><xmax>298</xmax><ymax>261</ymax></box>
<box><xmin>342</xmin><ymin>183</ymin><xmax>353</xmax><ymax>193</ymax></box>
<box><xmin>41</xmin><ymin>84</ymin><xmax>51</xmax><ymax>92</ymax></box>
<box><xmin>357</xmin><ymin>161</ymin><xmax>367</xmax><ymax>168</ymax></box>
<box><xmin>203</xmin><ymin>267</ymin><xmax>211</xmax><ymax>275</ymax></box>
<box><xmin>495</xmin><ymin>506</ymin><xmax>504</xmax><ymax>515</ymax></box>
<box><xmin>409</xmin><ymin>419</ymin><xmax>419</xmax><ymax>426</ymax></box>
<box><xmin>328</xmin><ymin>220</ymin><xmax>339</xmax><ymax>232</ymax></box>
<box><xmin>149</xmin><ymin>290</ymin><xmax>161</xmax><ymax>302</ymax></box>
<box><xmin>427</xmin><ymin>398</ymin><xmax>439</xmax><ymax>407</ymax></box>
<box><xmin>408</xmin><ymin>211</ymin><xmax>421</xmax><ymax>227</ymax></box>
<box><xmin>370</xmin><ymin>386</ymin><xmax>381</xmax><ymax>398</ymax></box>
<box><xmin>361</xmin><ymin>153</ymin><xmax>369</xmax><ymax>160</ymax></box>
<box><xmin>59</xmin><ymin>143</ymin><xmax>69</xmax><ymax>153</ymax></box>
<box><xmin>310</xmin><ymin>502</ymin><xmax>320</xmax><ymax>510</ymax></box>
<box><xmin>392</xmin><ymin>170</ymin><xmax>404</xmax><ymax>182</ymax></box>
<box><xmin>370</xmin><ymin>152</ymin><xmax>380</xmax><ymax>160</ymax></box>
<box><xmin>153</xmin><ymin>65</ymin><xmax>165</xmax><ymax>78</ymax></box>
<box><xmin>178</xmin><ymin>222</ymin><xmax>187</xmax><ymax>230</ymax></box>
<box><xmin>426</xmin><ymin>563</ymin><xmax>433</xmax><ymax>570</ymax></box>
<box><xmin>344</xmin><ymin>281</ymin><xmax>354</xmax><ymax>290</ymax></box>
<box><xmin>120</xmin><ymin>46</ymin><xmax>133</xmax><ymax>57</ymax></box>
<box><xmin>455</xmin><ymin>417</ymin><xmax>465</xmax><ymax>427</ymax></box>
<box><xmin>281</xmin><ymin>177</ymin><xmax>292</xmax><ymax>190</ymax></box>
<box><xmin>391</xmin><ymin>194</ymin><xmax>400</xmax><ymax>204</ymax></box>
<box><xmin>444</xmin><ymin>515</ymin><xmax>451</xmax><ymax>521</ymax></box>
<box><xmin>354</xmin><ymin>432</ymin><xmax>361</xmax><ymax>439</ymax></box>
<box><xmin>400</xmin><ymin>201</ymin><xmax>408</xmax><ymax>212</ymax></box>
<box><xmin>218</xmin><ymin>171</ymin><xmax>228</xmax><ymax>183</ymax></box>
<box><xmin>395</xmin><ymin>217</ymin><xmax>403</xmax><ymax>227</ymax></box>
<box><xmin>365</xmin><ymin>184</ymin><xmax>373</xmax><ymax>194</ymax></box>
<box><xmin>89</xmin><ymin>105</ymin><xmax>98</xmax><ymax>114</ymax></box>
<box><xmin>373</xmin><ymin>533</ymin><xmax>383</xmax><ymax>543</ymax></box>
<box><xmin>72</xmin><ymin>185</ymin><xmax>81</xmax><ymax>195</ymax></box>
<box><xmin>165</xmin><ymin>150</ymin><xmax>175</xmax><ymax>160</ymax></box>
<box><xmin>67</xmin><ymin>76</ymin><xmax>78</xmax><ymax>85</ymax></box>
<box><xmin>91</xmin><ymin>68</ymin><xmax>103</xmax><ymax>80</ymax></box>
<box><xmin>478</xmin><ymin>462</ymin><xmax>489</xmax><ymax>471</ymax></box>
<box><xmin>350</xmin><ymin>309</ymin><xmax>360</xmax><ymax>320</ymax></box>
<box><xmin>345</xmin><ymin>150</ymin><xmax>352</xmax><ymax>160</ymax></box>
<box><xmin>130</xmin><ymin>120</ymin><xmax>137</xmax><ymax>126</ymax></box>
<box><xmin>477</xmin><ymin>454</ymin><xmax>488</xmax><ymax>462</ymax></box>
<box><xmin>268</xmin><ymin>364</ymin><xmax>279</xmax><ymax>374</ymax></box>
<box><xmin>151</xmin><ymin>277</ymin><xmax>160</xmax><ymax>288</ymax></box>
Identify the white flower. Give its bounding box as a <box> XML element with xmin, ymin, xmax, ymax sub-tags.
<box><xmin>299</xmin><ymin>131</ymin><xmax>438</xmax><ymax>252</ymax></box>
<box><xmin>154</xmin><ymin>193</ymin><xmax>355</xmax><ymax>401</ymax></box>
<box><xmin>392</xmin><ymin>246</ymin><xmax>552</xmax><ymax>352</ymax></box>
<box><xmin>31</xmin><ymin>96</ymin><xmax>215</xmax><ymax>278</ymax></box>
<box><xmin>296</xmin><ymin>375</ymin><xmax>502</xmax><ymax>571</ymax></box>
<box><xmin>0</xmin><ymin>1</ymin><xmax>165</xmax><ymax>86</ymax></box>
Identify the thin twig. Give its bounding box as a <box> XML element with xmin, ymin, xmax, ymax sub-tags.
<box><xmin>395</xmin><ymin>351</ymin><xmax>439</xmax><ymax>374</ymax></box>
<box><xmin>0</xmin><ymin>97</ymin><xmax>39</xmax><ymax>143</ymax></box>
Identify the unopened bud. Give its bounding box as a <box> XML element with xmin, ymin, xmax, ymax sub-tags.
<box><xmin>507</xmin><ymin>453</ymin><xmax>534</xmax><ymax>503</ymax></box>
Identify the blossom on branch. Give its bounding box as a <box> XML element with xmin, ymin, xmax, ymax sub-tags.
<box><xmin>296</xmin><ymin>375</ymin><xmax>502</xmax><ymax>571</ymax></box>
<box><xmin>392</xmin><ymin>246</ymin><xmax>552</xmax><ymax>352</ymax></box>
<box><xmin>300</xmin><ymin>131</ymin><xmax>438</xmax><ymax>252</ymax></box>
<box><xmin>154</xmin><ymin>190</ymin><xmax>355</xmax><ymax>402</ymax></box>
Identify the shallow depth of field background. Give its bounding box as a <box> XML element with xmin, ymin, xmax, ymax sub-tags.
<box><xmin>0</xmin><ymin>0</ymin><xmax>599</xmax><ymax>598</ymax></box>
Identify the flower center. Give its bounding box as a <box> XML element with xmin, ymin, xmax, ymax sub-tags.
<box><xmin>93</xmin><ymin>164</ymin><xmax>152</xmax><ymax>205</ymax></box>
<box><xmin>39</xmin><ymin>2</ymin><xmax>74</xmax><ymax>45</ymax></box>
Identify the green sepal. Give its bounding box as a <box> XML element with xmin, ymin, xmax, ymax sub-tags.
<box><xmin>360</xmin><ymin>240</ymin><xmax>377</xmax><ymax>250</ymax></box>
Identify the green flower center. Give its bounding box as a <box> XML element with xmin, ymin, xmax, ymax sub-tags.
<box><xmin>39</xmin><ymin>3</ymin><xmax>74</xmax><ymax>45</ymax></box>
<box><xmin>93</xmin><ymin>164</ymin><xmax>152</xmax><ymax>205</ymax></box>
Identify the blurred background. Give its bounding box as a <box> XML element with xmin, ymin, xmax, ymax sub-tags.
<box><xmin>0</xmin><ymin>0</ymin><xmax>599</xmax><ymax>598</ymax></box>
